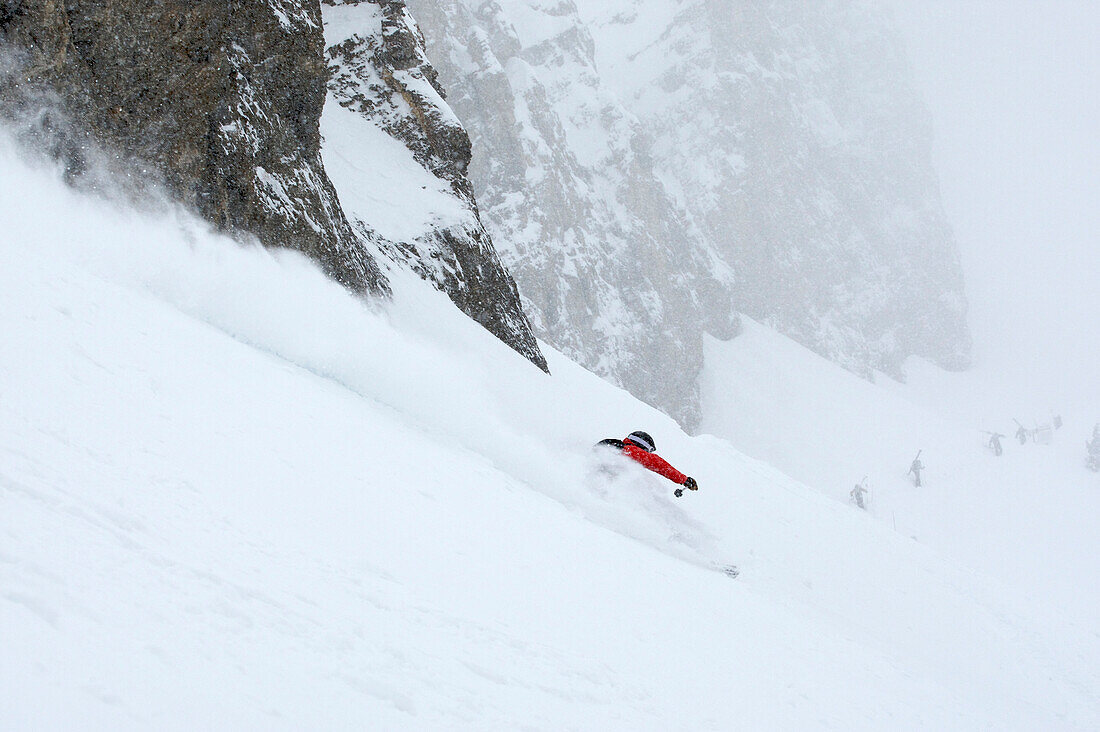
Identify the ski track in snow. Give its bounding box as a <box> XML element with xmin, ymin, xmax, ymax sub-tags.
<box><xmin>1</xmin><ymin>142</ymin><xmax>1098</xmax><ymax>728</ymax></box>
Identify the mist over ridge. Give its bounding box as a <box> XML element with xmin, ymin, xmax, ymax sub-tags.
<box><xmin>409</xmin><ymin>0</ymin><xmax>971</xmax><ymax>429</ymax></box>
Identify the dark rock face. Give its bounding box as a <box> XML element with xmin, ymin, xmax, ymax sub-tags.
<box><xmin>2</xmin><ymin>0</ymin><xmax>385</xmax><ymax>294</ymax></box>
<box><xmin>322</xmin><ymin>0</ymin><xmax>546</xmax><ymax>370</ymax></box>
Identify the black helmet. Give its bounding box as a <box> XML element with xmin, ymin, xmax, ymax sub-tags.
<box><xmin>625</xmin><ymin>430</ymin><xmax>656</xmax><ymax>452</ymax></box>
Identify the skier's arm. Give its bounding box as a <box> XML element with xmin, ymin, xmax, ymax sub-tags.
<box><xmin>633</xmin><ymin>450</ymin><xmax>688</xmax><ymax>485</ymax></box>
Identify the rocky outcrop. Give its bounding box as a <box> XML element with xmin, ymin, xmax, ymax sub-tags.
<box><xmin>1</xmin><ymin>0</ymin><xmax>384</xmax><ymax>294</ymax></box>
<box><xmin>406</xmin><ymin>0</ymin><xmax>737</xmax><ymax>428</ymax></box>
<box><xmin>321</xmin><ymin>0</ymin><xmax>546</xmax><ymax>370</ymax></box>
<box><xmin>1</xmin><ymin>0</ymin><xmax>547</xmax><ymax>370</ymax></box>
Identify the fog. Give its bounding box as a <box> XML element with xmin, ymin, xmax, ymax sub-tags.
<box><xmin>887</xmin><ymin>1</ymin><xmax>1099</xmax><ymax>410</ymax></box>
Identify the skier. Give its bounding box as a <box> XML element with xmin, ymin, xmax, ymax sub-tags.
<box><xmin>850</xmin><ymin>481</ymin><xmax>868</xmax><ymax>509</ymax></box>
<box><xmin>908</xmin><ymin>452</ymin><xmax>924</xmax><ymax>487</ymax></box>
<box><xmin>1087</xmin><ymin>424</ymin><xmax>1100</xmax><ymax>473</ymax></box>
<box><xmin>1014</xmin><ymin>420</ymin><xmax>1029</xmax><ymax>445</ymax></box>
<box><xmin>987</xmin><ymin>431</ymin><xmax>1005</xmax><ymax>456</ymax></box>
<box><xmin>596</xmin><ymin>431</ymin><xmax>698</xmax><ymax>497</ymax></box>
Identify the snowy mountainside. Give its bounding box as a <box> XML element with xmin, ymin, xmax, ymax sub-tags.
<box><xmin>580</xmin><ymin>0</ymin><xmax>971</xmax><ymax>377</ymax></box>
<box><xmin>3</xmin><ymin>139</ymin><xmax>1098</xmax><ymax>727</ymax></box>
<box><xmin>701</xmin><ymin>317</ymin><xmax>1100</xmax><ymax>626</ymax></box>
<box><xmin>409</xmin><ymin>0</ymin><xmax>970</xmax><ymax>427</ymax></box>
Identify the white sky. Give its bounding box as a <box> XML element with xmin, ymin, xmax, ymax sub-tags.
<box><xmin>886</xmin><ymin>0</ymin><xmax>1098</xmax><ymax>387</ymax></box>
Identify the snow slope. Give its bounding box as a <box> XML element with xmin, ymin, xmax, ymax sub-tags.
<box><xmin>702</xmin><ymin>317</ymin><xmax>1100</xmax><ymax>627</ymax></box>
<box><xmin>2</xmin><ymin>145</ymin><xmax>1098</xmax><ymax>728</ymax></box>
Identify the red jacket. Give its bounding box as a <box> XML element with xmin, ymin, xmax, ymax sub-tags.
<box><xmin>622</xmin><ymin>443</ymin><xmax>688</xmax><ymax>484</ymax></box>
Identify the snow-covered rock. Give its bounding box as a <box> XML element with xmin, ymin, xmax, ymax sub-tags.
<box><xmin>408</xmin><ymin>0</ymin><xmax>738</xmax><ymax>428</ymax></box>
<box><xmin>322</xmin><ymin>0</ymin><xmax>545</xmax><ymax>369</ymax></box>
<box><xmin>581</xmin><ymin>0</ymin><xmax>971</xmax><ymax>375</ymax></box>
<box><xmin>409</xmin><ymin>0</ymin><xmax>971</xmax><ymax>427</ymax></box>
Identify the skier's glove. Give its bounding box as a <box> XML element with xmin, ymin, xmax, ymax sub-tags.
<box><xmin>674</xmin><ymin>488</ymin><xmax>684</xmax><ymax>498</ymax></box>
<box><xmin>683</xmin><ymin>477</ymin><xmax>698</xmax><ymax>491</ymax></box>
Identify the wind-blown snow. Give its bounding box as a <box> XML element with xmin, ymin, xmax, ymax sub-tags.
<box><xmin>2</xmin><ymin>143</ymin><xmax>1097</xmax><ymax>728</ymax></box>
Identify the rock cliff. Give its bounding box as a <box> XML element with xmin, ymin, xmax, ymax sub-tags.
<box><xmin>409</xmin><ymin>0</ymin><xmax>971</xmax><ymax>429</ymax></box>
<box><xmin>407</xmin><ymin>0</ymin><xmax>738</xmax><ymax>427</ymax></box>
<box><xmin>2</xmin><ymin>0</ymin><xmax>384</xmax><ymax>293</ymax></box>
<box><xmin>321</xmin><ymin>0</ymin><xmax>545</xmax><ymax>369</ymax></box>
<box><xmin>582</xmin><ymin>0</ymin><xmax>971</xmax><ymax>377</ymax></box>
